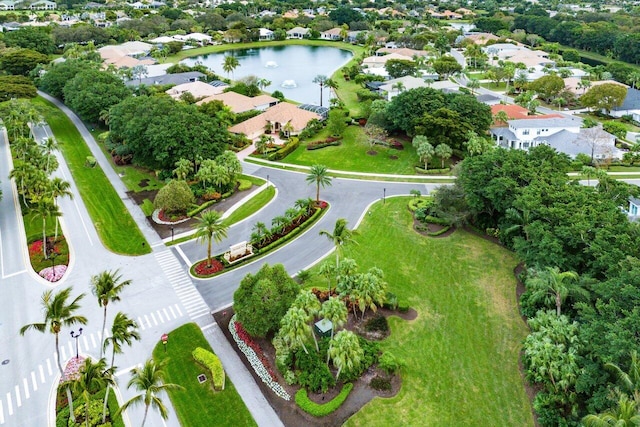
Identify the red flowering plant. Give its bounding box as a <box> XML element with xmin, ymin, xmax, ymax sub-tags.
<box><xmin>29</xmin><ymin>240</ymin><xmax>43</xmax><ymax>257</ymax></box>
<box><xmin>194</xmin><ymin>259</ymin><xmax>224</xmax><ymax>276</ymax></box>
<box><xmin>234</xmin><ymin>321</ymin><xmax>277</xmax><ymax>382</ymax></box>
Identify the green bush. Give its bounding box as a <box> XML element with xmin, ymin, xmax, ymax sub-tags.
<box><xmin>237</xmin><ymin>179</ymin><xmax>252</xmax><ymax>191</ymax></box>
<box><xmin>408</xmin><ymin>197</ymin><xmax>433</xmax><ymax>212</ymax></box>
<box><xmin>383</xmin><ymin>292</ymin><xmax>398</xmax><ymax>310</ymax></box>
<box><xmin>398</xmin><ymin>305</ymin><xmax>409</xmax><ymax>313</ymax></box>
<box><xmin>295</xmin><ymin>383</ymin><xmax>354</xmax><ymax>417</ymax></box>
<box><xmin>369</xmin><ymin>376</ymin><xmax>392</xmax><ymax>391</ymax></box>
<box><xmin>187</xmin><ymin>200</ymin><xmax>217</xmax><ymax>218</ymax></box>
<box><xmin>379</xmin><ymin>351</ymin><xmax>403</xmax><ymax>375</ymax></box>
<box><xmin>192</xmin><ymin>347</ymin><xmax>225</xmax><ymax>391</ymax></box>
<box><xmin>294</xmin><ymin>348</ymin><xmax>335</xmax><ymax>393</ymax></box>
<box><xmin>428</xmin><ymin>226</ymin><xmax>452</xmax><ymax>236</ymax></box>
<box><xmin>415</xmin><ymin>166</ymin><xmax>451</xmax><ymax>175</ymax></box>
<box><xmin>425</xmin><ymin>215</ymin><xmax>451</xmax><ymax>226</ymax></box>
<box><xmin>365</xmin><ymin>314</ymin><xmax>389</xmax><ymax>332</ymax></box>
<box><xmin>267</xmin><ymin>137</ymin><xmax>300</xmax><ymax>161</ymax></box>
<box><xmin>154</xmin><ymin>180</ymin><xmax>195</xmax><ymax>215</ymax></box>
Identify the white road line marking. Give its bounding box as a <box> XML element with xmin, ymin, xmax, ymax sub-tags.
<box><xmin>175</xmin><ymin>305</ymin><xmax>183</xmax><ymax>317</ymax></box>
<box><xmin>31</xmin><ymin>372</ymin><xmax>37</xmax><ymax>391</ymax></box>
<box><xmin>150</xmin><ymin>313</ymin><xmax>158</xmax><ymax>326</ymax></box>
<box><xmin>38</xmin><ymin>365</ymin><xmax>44</xmax><ymax>383</ymax></box>
<box><xmin>91</xmin><ymin>334</ymin><xmax>96</xmax><ymax>348</ymax></box>
<box><xmin>137</xmin><ymin>317</ymin><xmax>145</xmax><ymax>330</ymax></box>
<box><xmin>169</xmin><ymin>306</ymin><xmax>177</xmax><ymax>319</ymax></box>
<box><xmin>200</xmin><ymin>323</ymin><xmax>217</xmax><ymax>331</ymax></box>
<box><xmin>68</xmin><ymin>342</ymin><xmax>74</xmax><ymax>358</ymax></box>
<box><xmin>14</xmin><ymin>386</ymin><xmax>20</xmax><ymax>408</ymax></box>
<box><xmin>23</xmin><ymin>379</ymin><xmax>29</xmax><ymax>399</ymax></box>
<box><xmin>144</xmin><ymin>315</ymin><xmax>151</xmax><ymax>328</ymax></box>
<box><xmin>1</xmin><ymin>270</ymin><xmax>27</xmax><ymax>279</ymax></box>
<box><xmin>0</xmin><ymin>398</ymin><xmax>4</xmax><ymax>424</ymax></box>
<box><xmin>82</xmin><ymin>336</ymin><xmax>89</xmax><ymax>350</ymax></box>
<box><xmin>190</xmin><ymin>310</ymin><xmax>210</xmax><ymax>319</ymax></box>
<box><xmin>181</xmin><ymin>294</ymin><xmax>203</xmax><ymax>303</ymax></box>
<box><xmin>156</xmin><ymin>311</ymin><xmax>164</xmax><ymax>323</ymax></box>
<box><xmin>115</xmin><ymin>364</ymin><xmax>141</xmax><ymax>377</ymax></box>
<box><xmin>163</xmin><ymin>308</ymin><xmax>170</xmax><ymax>320</ymax></box>
<box><xmin>6</xmin><ymin>392</ymin><xmax>12</xmax><ymax>416</ymax></box>
<box><xmin>46</xmin><ymin>359</ymin><xmax>52</xmax><ymax>376</ymax></box>
<box><xmin>60</xmin><ymin>346</ymin><xmax>67</xmax><ymax>361</ymax></box>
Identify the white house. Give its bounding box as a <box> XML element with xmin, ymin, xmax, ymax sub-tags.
<box><xmin>0</xmin><ymin>0</ymin><xmax>16</xmax><ymax>10</ymax></box>
<box><xmin>379</xmin><ymin>76</ymin><xmax>430</xmax><ymax>101</ymax></box>
<box><xmin>610</xmin><ymin>87</ymin><xmax>640</xmax><ymax>121</ymax></box>
<box><xmin>628</xmin><ymin>197</ymin><xmax>640</xmax><ymax>219</ymax></box>
<box><xmin>286</xmin><ymin>27</ymin><xmax>310</xmax><ymax>39</ymax></box>
<box><xmin>29</xmin><ymin>0</ymin><xmax>56</xmax><ymax>9</ymax></box>
<box><xmin>258</xmin><ymin>28</ymin><xmax>274</xmax><ymax>41</ymax></box>
<box><xmin>320</xmin><ymin>28</ymin><xmax>342</xmax><ymax>41</ymax></box>
<box><xmin>491</xmin><ymin>118</ymin><xmax>623</xmax><ymax>160</ymax></box>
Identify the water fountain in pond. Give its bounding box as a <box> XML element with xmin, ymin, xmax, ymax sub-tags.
<box><xmin>265</xmin><ymin>61</ymin><xmax>278</xmax><ymax>68</ymax></box>
<box><xmin>281</xmin><ymin>80</ymin><xmax>297</xmax><ymax>88</ymax></box>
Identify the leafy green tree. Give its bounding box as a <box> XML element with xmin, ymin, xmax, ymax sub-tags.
<box><xmin>216</xmin><ymin>150</ymin><xmax>242</xmax><ymax>184</ymax></box>
<box><xmin>153</xmin><ymin>180</ymin><xmax>195</xmax><ymax>215</ymax></box>
<box><xmin>328</xmin><ymin>330</ymin><xmax>364</xmax><ymax>380</ymax></box>
<box><xmin>91</xmin><ymin>269</ymin><xmax>132</xmax><ymax>359</ymax></box>
<box><xmin>4</xmin><ymin>27</ymin><xmax>55</xmax><ymax>54</ymax></box>
<box><xmin>20</xmin><ymin>287</ymin><xmax>87</xmax><ymax>423</ymax></box>
<box><xmin>320</xmin><ymin>296</ymin><xmax>348</xmax><ymax>344</ymax></box>
<box><xmin>292</xmin><ymin>290</ymin><xmax>322</xmax><ymax>351</ymax></box>
<box><xmin>195</xmin><ymin>210</ymin><xmax>228</xmax><ymax>268</ymax></box>
<box><xmin>172</xmin><ymin>158</ymin><xmax>193</xmax><ymax>181</ymax></box>
<box><xmin>581</xmin><ymin>84</ymin><xmax>628</xmax><ymax>115</ymax></box>
<box><xmin>0</xmin><ymin>75</ymin><xmax>37</xmax><ymax>100</ymax></box>
<box><xmin>432</xmin><ymin>55</ymin><xmax>462</xmax><ymax>79</ymax></box>
<box><xmin>0</xmin><ymin>48</ymin><xmax>49</xmax><ymax>76</ymax></box>
<box><xmin>416</xmin><ymin>108</ymin><xmax>473</xmax><ymax>151</ymax></box>
<box><xmin>233</xmin><ymin>263</ymin><xmax>300</xmax><ymax>337</ymax></box>
<box><xmin>416</xmin><ymin>140</ymin><xmax>435</xmax><ymax>170</ymax></box>
<box><xmin>353</xmin><ymin>268</ymin><xmax>387</xmax><ymax>319</ymax></box>
<box><xmin>605</xmin><ymin>351</ymin><xmax>640</xmax><ymax>397</ymax></box>
<box><xmin>117</xmin><ymin>359</ymin><xmax>184</xmax><ymax>427</ymax></box>
<box><xmin>326</xmin><ymin>109</ymin><xmax>347</xmax><ymax>137</ymax></box>
<box><xmin>385</xmin><ymin>59</ymin><xmax>417</xmax><ymax>79</ymax></box>
<box><xmin>279</xmin><ymin>306</ymin><xmax>313</xmax><ymax>354</ymax></box>
<box><xmin>63</xmin><ymin>69</ymin><xmax>131</xmax><ymax>123</ymax></box>
<box><xmin>529</xmin><ymin>74</ymin><xmax>565</xmax><ymax>103</ymax></box>
<box><xmin>306</xmin><ymin>164</ymin><xmax>332</xmax><ymax>204</ymax></box>
<box><xmin>583</xmin><ymin>394</ymin><xmax>640</xmax><ymax>427</ymax></box>
<box><xmin>464</xmin><ymin>131</ymin><xmax>493</xmax><ymax>157</ymax></box>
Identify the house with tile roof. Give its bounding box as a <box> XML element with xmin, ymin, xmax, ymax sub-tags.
<box><xmin>166</xmin><ymin>81</ymin><xmax>225</xmax><ymax>100</ymax></box>
<box><xmin>196</xmin><ymin>92</ymin><xmax>278</xmax><ymax>114</ymax></box>
<box><xmin>286</xmin><ymin>27</ymin><xmax>310</xmax><ymax>39</ymax></box>
<box><xmin>320</xmin><ymin>28</ymin><xmax>343</xmax><ymax>41</ymax></box>
<box><xmin>229</xmin><ymin>102</ymin><xmax>321</xmax><ymax>139</ymax></box>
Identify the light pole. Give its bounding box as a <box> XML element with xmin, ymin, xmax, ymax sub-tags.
<box><xmin>266</xmin><ymin>174</ymin><xmax>269</xmax><ymax>186</ymax></box>
<box><xmin>383</xmin><ymin>188</ymin><xmax>386</xmax><ymax>204</ymax></box>
<box><xmin>70</xmin><ymin>328</ymin><xmax>83</xmax><ymax>359</ymax></box>
<box><xmin>171</xmin><ymin>226</ymin><xmax>174</xmax><ymax>242</ymax></box>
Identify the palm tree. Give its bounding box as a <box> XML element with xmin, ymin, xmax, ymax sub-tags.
<box><xmin>283</xmin><ymin>121</ymin><xmax>295</xmax><ymax>138</ymax></box>
<box><xmin>73</xmin><ymin>357</ymin><xmax>113</xmax><ymax>427</ymax></box>
<box><xmin>195</xmin><ymin>210</ymin><xmax>228</xmax><ymax>268</ymax></box>
<box><xmin>91</xmin><ymin>270</ymin><xmax>132</xmax><ymax>359</ymax></box>
<box><xmin>391</xmin><ymin>82</ymin><xmax>405</xmax><ymax>96</ymax></box>
<box><xmin>328</xmin><ymin>330</ymin><xmax>364</xmax><ymax>380</ymax></box>
<box><xmin>250</xmin><ymin>221</ymin><xmax>269</xmax><ymax>246</ymax></box>
<box><xmin>222</xmin><ymin>55</ymin><xmax>240</xmax><ymax>79</ymax></box>
<box><xmin>292</xmin><ymin>290</ymin><xmax>321</xmax><ymax>351</ymax></box>
<box><xmin>257</xmin><ymin>78</ymin><xmax>271</xmax><ymax>91</ymax></box>
<box><xmin>493</xmin><ymin>110</ymin><xmax>510</xmax><ymax>126</ymax></box>
<box><xmin>279</xmin><ymin>307</ymin><xmax>313</xmax><ymax>354</ymax></box>
<box><xmin>102</xmin><ymin>312</ymin><xmax>140</xmax><ymax>423</ymax></box>
<box><xmin>41</xmin><ymin>137</ymin><xmax>58</xmax><ymax>174</ymax></box>
<box><xmin>271</xmin><ymin>214</ymin><xmax>288</xmax><ymax>234</ymax></box>
<box><xmin>294</xmin><ymin>198</ymin><xmax>315</xmax><ymax>217</ymax></box>
<box><xmin>10</xmin><ymin>160</ymin><xmax>35</xmax><ymax>206</ymax></box>
<box><xmin>312</xmin><ymin>74</ymin><xmax>328</xmax><ymax>107</ymax></box>
<box><xmin>285</xmin><ymin>207</ymin><xmax>300</xmax><ymax>225</ymax></box>
<box><xmin>49</xmin><ymin>177</ymin><xmax>73</xmax><ymax>242</ymax></box>
<box><xmin>467</xmin><ymin>78</ymin><xmax>480</xmax><ymax>95</ymax></box>
<box><xmin>503</xmin><ymin>207</ymin><xmax>533</xmax><ymax>242</ymax></box>
<box><xmin>306</xmin><ymin>164</ymin><xmax>332</xmax><ymax>204</ymax></box>
<box><xmin>355</xmin><ymin>269</ymin><xmax>387</xmax><ymax>319</ymax></box>
<box><xmin>20</xmin><ymin>287</ymin><xmax>87</xmax><ymax>423</ymax></box>
<box><xmin>583</xmin><ymin>394</ymin><xmax>640</xmax><ymax>427</ymax></box>
<box><xmin>172</xmin><ymin>158</ymin><xmax>193</xmax><ymax>181</ymax></box>
<box><xmin>417</xmin><ymin>141</ymin><xmax>435</xmax><ymax>170</ymax></box>
<box><xmin>319</xmin><ymin>218</ymin><xmax>358</xmax><ymax>277</ymax></box>
<box><xmin>528</xmin><ymin>267</ymin><xmax>588</xmax><ymax>316</ymax></box>
<box><xmin>435</xmin><ymin>143</ymin><xmax>452</xmax><ymax>169</ymax></box>
<box><xmin>605</xmin><ymin>351</ymin><xmax>640</xmax><ymax>397</ymax></box>
<box><xmin>582</xmin><ymin>165</ymin><xmax>598</xmax><ymax>186</ymax></box>
<box><xmin>32</xmin><ymin>198</ymin><xmax>60</xmax><ymax>259</ymax></box>
<box><xmin>117</xmin><ymin>358</ymin><xmax>183</xmax><ymax>427</ymax></box>
<box><xmin>318</xmin><ymin>261</ymin><xmax>336</xmax><ymax>293</ymax></box>
<box><xmin>320</xmin><ymin>297</ymin><xmax>348</xmax><ymax>364</ymax></box>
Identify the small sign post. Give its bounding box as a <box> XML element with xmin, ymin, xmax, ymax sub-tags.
<box><xmin>161</xmin><ymin>333</ymin><xmax>168</xmax><ymax>353</ymax></box>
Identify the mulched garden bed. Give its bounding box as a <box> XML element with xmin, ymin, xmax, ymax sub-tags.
<box><xmin>213</xmin><ymin>306</ymin><xmax>416</xmax><ymax>427</ymax></box>
<box><xmin>412</xmin><ymin>217</ymin><xmax>456</xmax><ymax>238</ymax></box>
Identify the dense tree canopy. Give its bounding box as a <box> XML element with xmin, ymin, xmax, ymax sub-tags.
<box><xmin>0</xmin><ymin>48</ymin><xmax>49</xmax><ymax>76</ymax></box>
<box><xmin>0</xmin><ymin>75</ymin><xmax>37</xmax><ymax>100</ymax></box>
<box><xmin>108</xmin><ymin>95</ymin><xmax>229</xmax><ymax>172</ymax></box>
<box><xmin>63</xmin><ymin>69</ymin><xmax>130</xmax><ymax>123</ymax></box>
<box><xmin>3</xmin><ymin>27</ymin><xmax>55</xmax><ymax>55</ymax></box>
<box><xmin>37</xmin><ymin>59</ymin><xmax>99</xmax><ymax>100</ymax></box>
<box><xmin>233</xmin><ymin>263</ymin><xmax>300</xmax><ymax>338</ymax></box>
<box><xmin>581</xmin><ymin>84</ymin><xmax>628</xmax><ymax>114</ymax></box>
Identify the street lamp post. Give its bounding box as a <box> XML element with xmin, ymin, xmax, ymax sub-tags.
<box><xmin>383</xmin><ymin>188</ymin><xmax>386</xmax><ymax>204</ymax></box>
<box><xmin>70</xmin><ymin>328</ymin><xmax>83</xmax><ymax>359</ymax></box>
<box><xmin>267</xmin><ymin>174</ymin><xmax>269</xmax><ymax>185</ymax></box>
<box><xmin>171</xmin><ymin>226</ymin><xmax>174</xmax><ymax>242</ymax></box>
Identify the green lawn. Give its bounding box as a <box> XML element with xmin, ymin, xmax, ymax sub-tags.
<box><xmin>283</xmin><ymin>125</ymin><xmax>420</xmax><ymax>175</ymax></box>
<box><xmin>32</xmin><ymin>97</ymin><xmax>150</xmax><ymax>255</ymax></box>
<box><xmin>306</xmin><ymin>198</ymin><xmax>533</xmax><ymax>426</ymax></box>
<box><xmin>152</xmin><ymin>323</ymin><xmax>256</xmax><ymax>427</ymax></box>
<box><xmin>222</xmin><ymin>185</ymin><xmax>275</xmax><ymax>227</ymax></box>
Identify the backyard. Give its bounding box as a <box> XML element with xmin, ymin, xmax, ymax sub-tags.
<box><xmin>304</xmin><ymin>198</ymin><xmax>533</xmax><ymax>426</ymax></box>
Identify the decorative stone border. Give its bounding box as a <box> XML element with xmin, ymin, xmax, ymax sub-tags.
<box><xmin>151</xmin><ymin>209</ymin><xmax>190</xmax><ymax>225</ymax></box>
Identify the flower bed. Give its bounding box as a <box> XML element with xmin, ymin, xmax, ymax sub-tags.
<box><xmin>28</xmin><ymin>237</ymin><xmax>69</xmax><ymax>280</ymax></box>
<box><xmin>39</xmin><ymin>265</ymin><xmax>67</xmax><ymax>282</ymax></box>
<box><xmin>229</xmin><ymin>315</ymin><xmax>290</xmax><ymax>400</ymax></box>
<box><xmin>61</xmin><ymin>356</ymin><xmax>85</xmax><ymax>382</ymax></box>
<box><xmin>194</xmin><ymin>259</ymin><xmax>224</xmax><ymax>276</ymax></box>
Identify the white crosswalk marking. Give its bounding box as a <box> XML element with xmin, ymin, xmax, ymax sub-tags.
<box><xmin>22</xmin><ymin>379</ymin><xmax>29</xmax><ymax>399</ymax></box>
<box><xmin>13</xmin><ymin>386</ymin><xmax>19</xmax><ymax>408</ymax></box>
<box><xmin>6</xmin><ymin>392</ymin><xmax>12</xmax><ymax>416</ymax></box>
<box><xmin>46</xmin><ymin>359</ymin><xmax>52</xmax><ymax>376</ymax></box>
<box><xmin>157</xmin><ymin>310</ymin><xmax>164</xmax><ymax>323</ymax></box>
<box><xmin>0</xmin><ymin>398</ymin><xmax>4</xmax><ymax>424</ymax></box>
<box><xmin>91</xmin><ymin>333</ymin><xmax>96</xmax><ymax>348</ymax></box>
<box><xmin>60</xmin><ymin>346</ymin><xmax>67</xmax><ymax>361</ymax></box>
<box><xmin>150</xmin><ymin>312</ymin><xmax>158</xmax><ymax>326</ymax></box>
<box><xmin>82</xmin><ymin>336</ymin><xmax>89</xmax><ymax>350</ymax></box>
<box><xmin>31</xmin><ymin>371</ymin><xmax>37</xmax><ymax>391</ymax></box>
<box><xmin>137</xmin><ymin>316</ymin><xmax>146</xmax><ymax>331</ymax></box>
<box><xmin>144</xmin><ymin>315</ymin><xmax>151</xmax><ymax>328</ymax></box>
<box><xmin>169</xmin><ymin>305</ymin><xmax>176</xmax><ymax>318</ymax></box>
<box><xmin>67</xmin><ymin>342</ymin><xmax>73</xmax><ymax>358</ymax></box>
<box><xmin>163</xmin><ymin>308</ymin><xmax>170</xmax><ymax>320</ymax></box>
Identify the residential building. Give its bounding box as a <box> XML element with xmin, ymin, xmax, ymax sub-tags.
<box><xmin>196</xmin><ymin>92</ymin><xmax>279</xmax><ymax>114</ymax></box>
<box><xmin>229</xmin><ymin>102</ymin><xmax>321</xmax><ymax>139</ymax></box>
<box><xmin>258</xmin><ymin>28</ymin><xmax>274</xmax><ymax>41</ymax></box>
<box><xmin>125</xmin><ymin>71</ymin><xmax>205</xmax><ymax>87</ymax></box>
<box><xmin>286</xmin><ymin>27</ymin><xmax>310</xmax><ymax>39</ymax></box>
<box><xmin>29</xmin><ymin>0</ymin><xmax>56</xmax><ymax>9</ymax></box>
<box><xmin>165</xmin><ymin>81</ymin><xmax>225</xmax><ymax>100</ymax></box>
<box><xmin>610</xmin><ymin>87</ymin><xmax>640</xmax><ymax>121</ymax></box>
<box><xmin>320</xmin><ymin>28</ymin><xmax>343</xmax><ymax>41</ymax></box>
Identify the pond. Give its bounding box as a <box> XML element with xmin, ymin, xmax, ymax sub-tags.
<box><xmin>181</xmin><ymin>45</ymin><xmax>353</xmax><ymax>105</ymax></box>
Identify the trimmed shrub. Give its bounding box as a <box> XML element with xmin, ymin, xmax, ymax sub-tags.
<box><xmin>365</xmin><ymin>314</ymin><xmax>389</xmax><ymax>332</ymax></box>
<box><xmin>154</xmin><ymin>180</ymin><xmax>195</xmax><ymax>215</ymax></box>
<box><xmin>268</xmin><ymin>137</ymin><xmax>300</xmax><ymax>161</ymax></box>
<box><xmin>428</xmin><ymin>226</ymin><xmax>452</xmax><ymax>236</ymax></box>
<box><xmin>295</xmin><ymin>383</ymin><xmax>354</xmax><ymax>417</ymax></box>
<box><xmin>398</xmin><ymin>305</ymin><xmax>409</xmax><ymax>313</ymax></box>
<box><xmin>193</xmin><ymin>347</ymin><xmax>225</xmax><ymax>390</ymax></box>
<box><xmin>415</xmin><ymin>166</ymin><xmax>451</xmax><ymax>175</ymax></box>
<box><xmin>379</xmin><ymin>351</ymin><xmax>403</xmax><ymax>375</ymax></box>
<box><xmin>383</xmin><ymin>292</ymin><xmax>398</xmax><ymax>310</ymax></box>
<box><xmin>408</xmin><ymin>197</ymin><xmax>432</xmax><ymax>212</ymax></box>
<box><xmin>370</xmin><ymin>376</ymin><xmax>392</xmax><ymax>391</ymax></box>
<box><xmin>187</xmin><ymin>200</ymin><xmax>216</xmax><ymax>218</ymax></box>
<box><xmin>238</xmin><ymin>179</ymin><xmax>252</xmax><ymax>191</ymax></box>
<box><xmin>307</xmin><ymin>138</ymin><xmax>343</xmax><ymax>150</ymax></box>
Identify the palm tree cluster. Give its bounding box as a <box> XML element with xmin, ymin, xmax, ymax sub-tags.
<box><xmin>18</xmin><ymin>271</ymin><xmax>181</xmax><ymax>426</ymax></box>
<box><xmin>172</xmin><ymin>151</ymin><xmax>242</xmax><ymax>196</ymax></box>
<box><xmin>3</xmin><ymin>103</ymin><xmax>73</xmax><ymax>259</ymax></box>
<box><xmin>250</xmin><ymin>198</ymin><xmax>316</xmax><ymax>249</ymax></box>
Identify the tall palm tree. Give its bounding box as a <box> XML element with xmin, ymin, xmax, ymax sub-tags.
<box><xmin>312</xmin><ymin>75</ymin><xmax>328</xmax><ymax>107</ymax></box>
<box><xmin>117</xmin><ymin>358</ymin><xmax>183</xmax><ymax>427</ymax></box>
<box><xmin>73</xmin><ymin>357</ymin><xmax>113</xmax><ymax>427</ymax></box>
<box><xmin>581</xmin><ymin>165</ymin><xmax>598</xmax><ymax>186</ymax></box>
<box><xmin>320</xmin><ymin>297</ymin><xmax>348</xmax><ymax>364</ymax></box>
<box><xmin>91</xmin><ymin>269</ymin><xmax>132</xmax><ymax>359</ymax></box>
<box><xmin>32</xmin><ymin>198</ymin><xmax>60</xmax><ymax>259</ymax></box>
<box><xmin>172</xmin><ymin>158</ymin><xmax>193</xmax><ymax>181</ymax></box>
<box><xmin>318</xmin><ymin>261</ymin><xmax>336</xmax><ymax>293</ymax></box>
<box><xmin>328</xmin><ymin>330</ymin><xmax>364</xmax><ymax>380</ymax></box>
<box><xmin>528</xmin><ymin>267</ymin><xmax>588</xmax><ymax>316</ymax></box>
<box><xmin>49</xmin><ymin>177</ymin><xmax>73</xmax><ymax>242</ymax></box>
<box><xmin>222</xmin><ymin>55</ymin><xmax>240</xmax><ymax>79</ymax></box>
<box><xmin>293</xmin><ymin>290</ymin><xmax>321</xmax><ymax>351</ymax></box>
<box><xmin>583</xmin><ymin>393</ymin><xmax>640</xmax><ymax>427</ymax></box>
<box><xmin>195</xmin><ymin>210</ymin><xmax>228</xmax><ymax>267</ymax></box>
<box><xmin>355</xmin><ymin>270</ymin><xmax>387</xmax><ymax>320</ymax></box>
<box><xmin>20</xmin><ymin>287</ymin><xmax>87</xmax><ymax>423</ymax></box>
<box><xmin>305</xmin><ymin>164</ymin><xmax>332</xmax><ymax>204</ymax></box>
<box><xmin>319</xmin><ymin>218</ymin><xmax>358</xmax><ymax>272</ymax></box>
<box><xmin>102</xmin><ymin>312</ymin><xmax>140</xmax><ymax>423</ymax></box>
<box><xmin>41</xmin><ymin>137</ymin><xmax>58</xmax><ymax>174</ymax></box>
<box><xmin>606</xmin><ymin>351</ymin><xmax>640</xmax><ymax>397</ymax></box>
<box><xmin>294</xmin><ymin>198</ymin><xmax>315</xmax><ymax>217</ymax></box>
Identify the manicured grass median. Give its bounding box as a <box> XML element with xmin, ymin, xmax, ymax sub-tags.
<box><xmin>152</xmin><ymin>323</ymin><xmax>256</xmax><ymax>427</ymax></box>
<box><xmin>32</xmin><ymin>97</ymin><xmax>150</xmax><ymax>255</ymax></box>
<box><xmin>222</xmin><ymin>185</ymin><xmax>275</xmax><ymax>227</ymax></box>
<box><xmin>307</xmin><ymin>198</ymin><xmax>533</xmax><ymax>426</ymax></box>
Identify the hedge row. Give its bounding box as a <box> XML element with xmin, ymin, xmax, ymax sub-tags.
<box><xmin>415</xmin><ymin>166</ymin><xmax>451</xmax><ymax>175</ymax></box>
<box><xmin>268</xmin><ymin>138</ymin><xmax>300</xmax><ymax>161</ymax></box>
<box><xmin>424</xmin><ymin>215</ymin><xmax>450</xmax><ymax>226</ymax></box>
<box><xmin>192</xmin><ymin>347</ymin><xmax>225</xmax><ymax>391</ymax></box>
<box><xmin>295</xmin><ymin>383</ymin><xmax>353</xmax><ymax>417</ymax></box>
<box><xmin>237</xmin><ymin>179</ymin><xmax>252</xmax><ymax>191</ymax></box>
<box><xmin>187</xmin><ymin>189</ymin><xmax>234</xmax><ymax>217</ymax></box>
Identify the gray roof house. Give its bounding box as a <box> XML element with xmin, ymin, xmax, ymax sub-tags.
<box><xmin>610</xmin><ymin>87</ymin><xmax>640</xmax><ymax>120</ymax></box>
<box><xmin>286</xmin><ymin>27</ymin><xmax>310</xmax><ymax>39</ymax></box>
<box><xmin>125</xmin><ymin>71</ymin><xmax>205</xmax><ymax>87</ymax></box>
<box><xmin>490</xmin><ymin>118</ymin><xmax>623</xmax><ymax>160</ymax></box>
